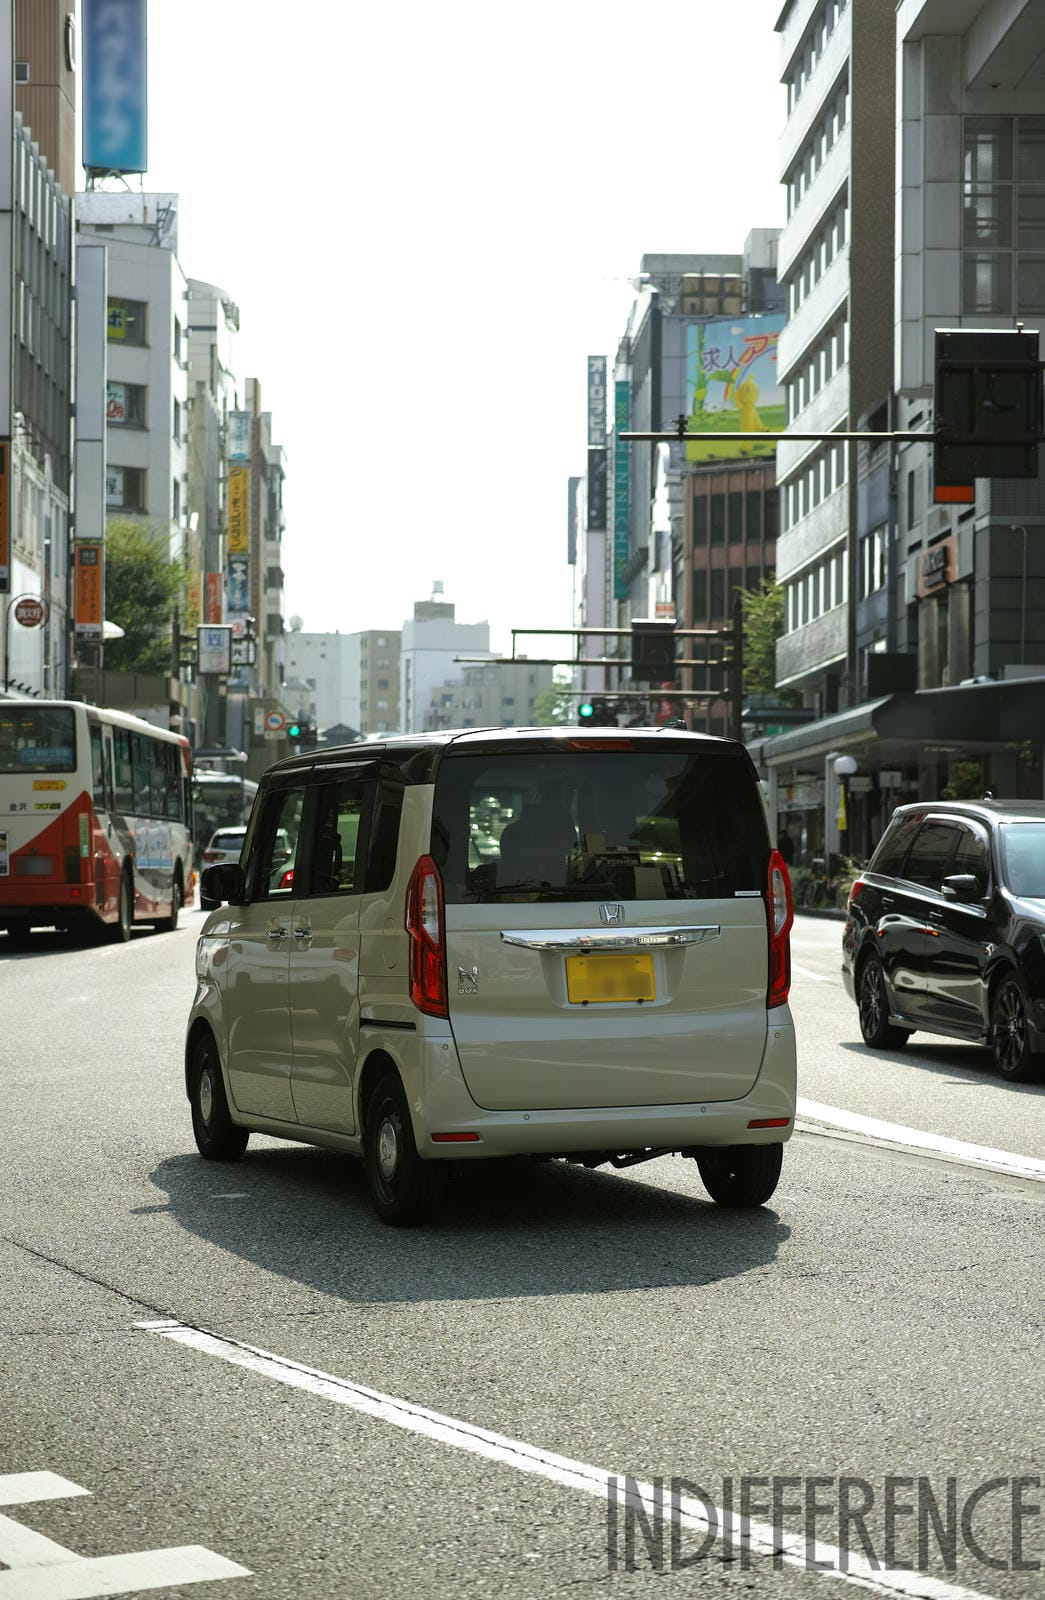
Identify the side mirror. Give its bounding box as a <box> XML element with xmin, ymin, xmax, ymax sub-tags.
<box><xmin>200</xmin><ymin>862</ymin><xmax>248</xmax><ymax>910</ymax></box>
<box><xmin>941</xmin><ymin>873</ymin><xmax>982</xmax><ymax>902</ymax></box>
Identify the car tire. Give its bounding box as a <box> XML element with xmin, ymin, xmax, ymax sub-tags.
<box><xmin>364</xmin><ymin>1072</ymin><xmax>444</xmax><ymax>1226</ymax></box>
<box><xmin>190</xmin><ymin>1036</ymin><xmax>249</xmax><ymax>1160</ymax></box>
<box><xmin>154</xmin><ymin>869</ymin><xmax>182</xmax><ymax>933</ymax></box>
<box><xmin>990</xmin><ymin>974</ymin><xmax>1043</xmax><ymax>1083</ymax></box>
<box><xmin>105</xmin><ymin>870</ymin><xmax>133</xmax><ymax>943</ymax></box>
<box><xmin>857</xmin><ymin>953</ymin><xmax>911</xmax><ymax>1049</ymax></box>
<box><xmin>694</xmin><ymin>1143</ymin><xmax>783</xmax><ymax>1208</ymax></box>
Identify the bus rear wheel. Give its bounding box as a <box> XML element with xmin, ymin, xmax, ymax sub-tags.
<box><xmin>154</xmin><ymin>869</ymin><xmax>182</xmax><ymax>933</ymax></box>
<box><xmin>106</xmin><ymin>871</ymin><xmax>133</xmax><ymax>943</ymax></box>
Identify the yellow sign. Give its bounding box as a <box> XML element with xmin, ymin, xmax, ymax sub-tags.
<box><xmin>227</xmin><ymin>465</ymin><xmax>250</xmax><ymax>554</ymax></box>
<box><xmin>837</xmin><ymin>783</ymin><xmax>848</xmax><ymax>831</ymax></box>
<box><xmin>33</xmin><ymin>780</ymin><xmax>67</xmax><ymax>790</ymax></box>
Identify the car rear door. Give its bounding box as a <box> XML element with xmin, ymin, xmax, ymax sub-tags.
<box><xmin>223</xmin><ymin>776</ymin><xmax>308</xmax><ymax>1122</ymax></box>
<box><xmin>288</xmin><ymin>765</ymin><xmax>377</xmax><ymax>1134</ymax></box>
<box><xmin>880</xmin><ymin>817</ymin><xmax>961</xmax><ymax>1024</ymax></box>
<box><xmin>432</xmin><ymin>739</ymin><xmax>774</xmax><ymax>1111</ymax></box>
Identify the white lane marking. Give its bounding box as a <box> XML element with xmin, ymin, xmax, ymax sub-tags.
<box><xmin>0</xmin><ymin>1477</ymin><xmax>89</xmax><ymax>1509</ymax></box>
<box><xmin>792</xmin><ymin>963</ymin><xmax>832</xmax><ymax>983</ymax></box>
<box><xmin>138</xmin><ymin>1321</ymin><xmax>999</xmax><ymax>1600</ymax></box>
<box><xmin>797</xmin><ymin>1099</ymin><xmax>1045</xmax><ymax>1183</ymax></box>
<box><xmin>0</xmin><ymin>1473</ymin><xmax>249</xmax><ymax>1598</ymax></box>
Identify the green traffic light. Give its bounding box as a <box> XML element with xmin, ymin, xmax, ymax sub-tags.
<box><xmin>288</xmin><ymin>723</ymin><xmax>301</xmax><ymax>738</ymax></box>
<box><xmin>578</xmin><ymin>702</ymin><xmax>594</xmax><ymax>720</ymax></box>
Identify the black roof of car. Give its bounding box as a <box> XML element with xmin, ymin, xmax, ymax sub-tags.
<box><xmin>262</xmin><ymin>724</ymin><xmax>740</xmax><ymax>780</ymax></box>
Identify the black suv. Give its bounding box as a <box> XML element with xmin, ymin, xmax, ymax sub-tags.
<box><xmin>842</xmin><ymin>799</ymin><xmax>1045</xmax><ymax>1082</ymax></box>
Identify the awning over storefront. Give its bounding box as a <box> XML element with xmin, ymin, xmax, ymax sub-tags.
<box><xmin>751</xmin><ymin>676</ymin><xmax>1045</xmax><ymax>770</ymax></box>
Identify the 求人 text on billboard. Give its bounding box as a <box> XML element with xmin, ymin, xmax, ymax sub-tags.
<box><xmin>685</xmin><ymin>314</ymin><xmax>785</xmax><ymax>463</ymax></box>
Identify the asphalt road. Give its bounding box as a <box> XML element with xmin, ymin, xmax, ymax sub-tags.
<box><xmin>1</xmin><ymin>910</ymin><xmax>1043</xmax><ymax>1600</ymax></box>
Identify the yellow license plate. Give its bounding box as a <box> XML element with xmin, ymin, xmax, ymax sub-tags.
<box><xmin>566</xmin><ymin>952</ymin><xmax>655</xmax><ymax>1004</ymax></box>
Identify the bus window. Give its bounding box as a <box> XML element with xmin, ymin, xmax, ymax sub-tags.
<box><xmin>114</xmin><ymin>729</ymin><xmax>134</xmax><ymax>813</ymax></box>
<box><xmin>132</xmin><ymin>735</ymin><xmax>150</xmax><ymax>813</ymax></box>
<box><xmin>0</xmin><ymin>705</ymin><xmax>76</xmax><ymax>773</ymax></box>
<box><xmin>89</xmin><ymin>722</ymin><xmax>106</xmax><ymax>809</ymax></box>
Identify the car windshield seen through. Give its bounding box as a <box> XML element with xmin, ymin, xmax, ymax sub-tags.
<box><xmin>1000</xmin><ymin>822</ymin><xmax>1045</xmax><ymax>897</ymax></box>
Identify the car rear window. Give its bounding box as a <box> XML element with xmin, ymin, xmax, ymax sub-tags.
<box><xmin>1000</xmin><ymin>822</ymin><xmax>1045</xmax><ymax>896</ymax></box>
<box><xmin>212</xmin><ymin>831</ymin><xmax>245</xmax><ymax>850</ymax></box>
<box><xmin>431</xmin><ymin>746</ymin><xmax>769</xmax><ymax>904</ymax></box>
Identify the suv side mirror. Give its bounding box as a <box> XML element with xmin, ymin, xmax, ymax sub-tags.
<box><xmin>941</xmin><ymin>873</ymin><xmax>982</xmax><ymax>902</ymax></box>
<box><xmin>200</xmin><ymin>862</ymin><xmax>248</xmax><ymax>910</ymax></box>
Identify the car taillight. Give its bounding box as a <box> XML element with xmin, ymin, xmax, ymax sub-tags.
<box><xmin>847</xmin><ymin>878</ymin><xmax>865</xmax><ymax>909</ymax></box>
<box><xmin>279</xmin><ymin>867</ymin><xmax>295</xmax><ymax>890</ymax></box>
<box><xmin>202</xmin><ymin>849</ymin><xmax>221</xmax><ymax>862</ymax></box>
<box><xmin>765</xmin><ymin>848</ymin><xmax>793</xmax><ymax>1008</ymax></box>
<box><xmin>406</xmin><ymin>854</ymin><xmax>447</xmax><ymax>1017</ymax></box>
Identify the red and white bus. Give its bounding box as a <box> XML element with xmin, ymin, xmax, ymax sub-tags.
<box><xmin>0</xmin><ymin>699</ymin><xmax>194</xmax><ymax>944</ymax></box>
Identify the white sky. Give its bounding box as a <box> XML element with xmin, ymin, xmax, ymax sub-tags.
<box><xmin>135</xmin><ymin>1</ymin><xmax>787</xmax><ymax>654</ymax></box>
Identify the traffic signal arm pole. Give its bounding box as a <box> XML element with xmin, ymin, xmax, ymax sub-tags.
<box><xmin>619</xmin><ymin>429</ymin><xmax>987</xmax><ymax>444</ymax></box>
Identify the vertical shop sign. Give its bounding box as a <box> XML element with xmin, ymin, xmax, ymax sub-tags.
<box><xmin>613</xmin><ymin>380</ymin><xmax>631</xmax><ymax>600</ymax></box>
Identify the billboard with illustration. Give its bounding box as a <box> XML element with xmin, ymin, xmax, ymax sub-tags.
<box><xmin>685</xmin><ymin>315</ymin><xmax>785</xmax><ymax>463</ymax></box>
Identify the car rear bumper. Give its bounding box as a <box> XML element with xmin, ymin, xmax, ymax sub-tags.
<box><xmin>406</xmin><ymin>1007</ymin><xmax>797</xmax><ymax>1159</ymax></box>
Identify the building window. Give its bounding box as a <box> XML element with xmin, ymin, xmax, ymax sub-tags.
<box><xmin>107</xmin><ymin>297</ymin><xmax>146</xmax><ymax>344</ymax></box>
<box><xmin>728</xmin><ymin>491</ymin><xmax>743</xmax><ymax>543</ymax></box>
<box><xmin>693</xmin><ymin>495</ymin><xmax>707</xmax><ymax>546</ymax></box>
<box><xmin>106</xmin><ymin>381</ymin><xmax>145</xmax><ymax>427</ymax></box>
<box><xmin>693</xmin><ymin>568</ymin><xmax>707</xmax><ymax>619</ymax></box>
<box><xmin>710</xmin><ymin>568</ymin><xmax>725</xmax><ymax>619</ymax></box>
<box><xmin>710</xmin><ymin>495</ymin><xmax>725</xmax><ymax>544</ymax></box>
<box><xmin>962</xmin><ymin>116</ymin><xmax>1045</xmax><ymax>314</ymax></box>
<box><xmin>106</xmin><ymin>466</ymin><xmax>146</xmax><ymax>510</ymax></box>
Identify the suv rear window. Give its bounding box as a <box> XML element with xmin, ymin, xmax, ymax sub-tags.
<box><xmin>432</xmin><ymin>746</ymin><xmax>769</xmax><ymax>904</ymax></box>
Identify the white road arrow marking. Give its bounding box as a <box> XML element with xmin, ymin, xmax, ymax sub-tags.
<box><xmin>0</xmin><ymin>1473</ymin><xmax>249</xmax><ymax>1599</ymax></box>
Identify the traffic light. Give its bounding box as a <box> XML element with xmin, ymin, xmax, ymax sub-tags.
<box><xmin>287</xmin><ymin>720</ymin><xmax>302</xmax><ymax>739</ymax></box>
<box><xmin>631</xmin><ymin>619</ymin><xmax>677</xmax><ymax>685</ymax></box>
<box><xmin>578</xmin><ymin>696</ymin><xmax>619</xmax><ymax>727</ymax></box>
<box><xmin>934</xmin><ymin>328</ymin><xmax>1041</xmax><ymax>492</ymax></box>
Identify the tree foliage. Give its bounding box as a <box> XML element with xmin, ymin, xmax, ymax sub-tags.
<box><xmin>103</xmin><ymin>520</ymin><xmax>184</xmax><ymax>676</ymax></box>
<box><xmin>530</xmin><ymin>671</ymin><xmax>574</xmax><ymax>726</ymax></box>
<box><xmin>741</xmin><ymin>576</ymin><xmax>801</xmax><ymax>705</ymax></box>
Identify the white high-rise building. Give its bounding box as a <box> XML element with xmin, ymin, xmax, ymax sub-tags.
<box><xmin>399</xmin><ymin>584</ymin><xmax>491</xmax><ymax>734</ymax></box>
<box><xmin>773</xmin><ymin>0</ymin><xmax>896</xmax><ymax>716</ymax></box>
<box><xmin>76</xmin><ymin>193</ymin><xmax>190</xmax><ymax>563</ymax></box>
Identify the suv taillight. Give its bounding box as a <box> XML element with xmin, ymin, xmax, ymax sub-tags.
<box><xmin>406</xmin><ymin>854</ymin><xmax>447</xmax><ymax>1017</ymax></box>
<box><xmin>765</xmin><ymin>849</ymin><xmax>794</xmax><ymax>1008</ymax></box>
<box><xmin>847</xmin><ymin>878</ymin><xmax>865</xmax><ymax>909</ymax></box>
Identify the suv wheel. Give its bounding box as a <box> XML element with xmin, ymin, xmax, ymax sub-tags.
<box><xmin>190</xmin><ymin>1037</ymin><xmax>249</xmax><ymax>1160</ymax></box>
<box><xmin>857</xmin><ymin>953</ymin><xmax>911</xmax><ymax>1049</ymax></box>
<box><xmin>990</xmin><ymin>975</ymin><xmax>1042</xmax><ymax>1082</ymax></box>
<box><xmin>694</xmin><ymin>1144</ymin><xmax>783</xmax><ymax>1208</ymax></box>
<box><xmin>364</xmin><ymin>1072</ymin><xmax>444</xmax><ymax>1226</ymax></box>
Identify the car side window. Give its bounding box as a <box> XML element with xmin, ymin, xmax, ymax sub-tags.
<box><xmin>249</xmin><ymin>785</ymin><xmax>307</xmax><ymax>901</ymax></box>
<box><xmin>310</xmin><ymin>778</ymin><xmax>368</xmax><ymax>897</ymax></box>
<box><xmin>903</xmin><ymin>820</ymin><xmax>960</xmax><ymax>891</ymax></box>
<box><xmin>951</xmin><ymin>824</ymin><xmax>991</xmax><ymax>893</ymax></box>
<box><xmin>869</xmin><ymin>812</ymin><xmax>921</xmax><ymax>876</ymax></box>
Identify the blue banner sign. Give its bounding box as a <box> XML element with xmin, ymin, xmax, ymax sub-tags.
<box><xmin>83</xmin><ymin>0</ymin><xmax>148</xmax><ymax>175</ymax></box>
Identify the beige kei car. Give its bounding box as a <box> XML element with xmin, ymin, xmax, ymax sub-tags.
<box><xmin>186</xmin><ymin>727</ymin><xmax>797</xmax><ymax>1225</ymax></box>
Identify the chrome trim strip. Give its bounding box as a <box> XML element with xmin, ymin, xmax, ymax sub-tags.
<box><xmin>499</xmin><ymin>925</ymin><xmax>721</xmax><ymax>952</ymax></box>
